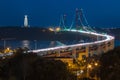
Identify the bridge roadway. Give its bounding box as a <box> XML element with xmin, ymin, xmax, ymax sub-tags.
<box><xmin>29</xmin><ymin>29</ymin><xmax>114</xmax><ymax>58</ymax></box>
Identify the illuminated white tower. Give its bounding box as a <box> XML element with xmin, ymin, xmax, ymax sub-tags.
<box><xmin>24</xmin><ymin>15</ymin><xmax>28</xmax><ymax>27</ymax></box>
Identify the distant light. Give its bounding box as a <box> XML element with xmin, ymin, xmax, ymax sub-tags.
<box><xmin>49</xmin><ymin>28</ymin><xmax>54</xmax><ymax>31</ymax></box>
<box><xmin>6</xmin><ymin>47</ymin><xmax>10</xmax><ymax>51</ymax></box>
<box><xmin>80</xmin><ymin>70</ymin><xmax>84</xmax><ymax>73</ymax></box>
<box><xmin>87</xmin><ymin>64</ymin><xmax>92</xmax><ymax>69</ymax></box>
<box><xmin>95</xmin><ymin>62</ymin><xmax>98</xmax><ymax>66</ymax></box>
<box><xmin>55</xmin><ymin>27</ymin><xmax>61</xmax><ymax>31</ymax></box>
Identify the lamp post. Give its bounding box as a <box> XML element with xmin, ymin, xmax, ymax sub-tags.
<box><xmin>94</xmin><ymin>62</ymin><xmax>100</xmax><ymax>80</ymax></box>
<box><xmin>3</xmin><ymin>39</ymin><xmax>6</xmax><ymax>50</ymax></box>
<box><xmin>86</xmin><ymin>64</ymin><xmax>92</xmax><ymax>79</ymax></box>
<box><xmin>2</xmin><ymin>38</ymin><xmax>8</xmax><ymax>50</ymax></box>
<box><xmin>1</xmin><ymin>38</ymin><xmax>15</xmax><ymax>50</ymax></box>
<box><xmin>34</xmin><ymin>40</ymin><xmax>37</xmax><ymax>50</ymax></box>
<box><xmin>95</xmin><ymin>62</ymin><xmax>98</xmax><ymax>66</ymax></box>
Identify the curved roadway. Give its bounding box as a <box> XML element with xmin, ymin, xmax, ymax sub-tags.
<box><xmin>31</xmin><ymin>29</ymin><xmax>114</xmax><ymax>53</ymax></box>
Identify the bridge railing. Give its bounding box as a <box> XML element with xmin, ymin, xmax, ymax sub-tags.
<box><xmin>30</xmin><ymin>29</ymin><xmax>114</xmax><ymax>56</ymax></box>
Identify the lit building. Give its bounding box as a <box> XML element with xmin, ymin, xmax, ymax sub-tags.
<box><xmin>24</xmin><ymin>15</ymin><xmax>29</xmax><ymax>27</ymax></box>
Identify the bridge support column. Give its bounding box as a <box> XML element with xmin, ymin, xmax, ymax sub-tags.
<box><xmin>111</xmin><ymin>39</ymin><xmax>114</xmax><ymax>50</ymax></box>
<box><xmin>105</xmin><ymin>42</ymin><xmax>108</xmax><ymax>53</ymax></box>
<box><xmin>72</xmin><ymin>48</ymin><xmax>76</xmax><ymax>58</ymax></box>
<box><xmin>57</xmin><ymin>49</ymin><xmax>61</xmax><ymax>57</ymax></box>
<box><xmin>85</xmin><ymin>45</ymin><xmax>89</xmax><ymax>57</ymax></box>
<box><xmin>97</xmin><ymin>44</ymin><xmax>102</xmax><ymax>55</ymax></box>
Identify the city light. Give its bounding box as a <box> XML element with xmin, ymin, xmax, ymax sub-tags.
<box><xmin>95</xmin><ymin>62</ymin><xmax>98</xmax><ymax>66</ymax></box>
<box><xmin>55</xmin><ymin>27</ymin><xmax>61</xmax><ymax>31</ymax></box>
<box><xmin>48</xmin><ymin>28</ymin><xmax>54</xmax><ymax>31</ymax></box>
<box><xmin>87</xmin><ymin>64</ymin><xmax>92</xmax><ymax>69</ymax></box>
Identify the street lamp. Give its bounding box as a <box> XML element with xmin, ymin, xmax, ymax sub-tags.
<box><xmin>34</xmin><ymin>40</ymin><xmax>37</xmax><ymax>50</ymax></box>
<box><xmin>94</xmin><ymin>62</ymin><xmax>100</xmax><ymax>80</ymax></box>
<box><xmin>87</xmin><ymin>64</ymin><xmax>92</xmax><ymax>69</ymax></box>
<box><xmin>1</xmin><ymin>38</ymin><xmax>15</xmax><ymax>50</ymax></box>
<box><xmin>86</xmin><ymin>64</ymin><xmax>92</xmax><ymax>78</ymax></box>
<box><xmin>3</xmin><ymin>39</ymin><xmax>6</xmax><ymax>50</ymax></box>
<box><xmin>95</xmin><ymin>62</ymin><xmax>98</xmax><ymax>66</ymax></box>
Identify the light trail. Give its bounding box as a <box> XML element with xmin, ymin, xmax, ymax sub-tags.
<box><xmin>0</xmin><ymin>29</ymin><xmax>114</xmax><ymax>57</ymax></box>
<box><xmin>30</xmin><ymin>29</ymin><xmax>114</xmax><ymax>53</ymax></box>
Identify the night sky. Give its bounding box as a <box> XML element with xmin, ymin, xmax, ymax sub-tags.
<box><xmin>0</xmin><ymin>0</ymin><xmax>120</xmax><ymax>28</ymax></box>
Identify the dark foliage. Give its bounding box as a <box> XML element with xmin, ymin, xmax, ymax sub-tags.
<box><xmin>100</xmin><ymin>46</ymin><xmax>120</xmax><ymax>80</ymax></box>
<box><xmin>0</xmin><ymin>52</ymin><xmax>76</xmax><ymax>80</ymax></box>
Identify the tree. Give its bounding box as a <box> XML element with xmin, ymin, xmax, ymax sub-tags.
<box><xmin>99</xmin><ymin>47</ymin><xmax>120</xmax><ymax>80</ymax></box>
<box><xmin>0</xmin><ymin>52</ymin><xmax>76</xmax><ymax>80</ymax></box>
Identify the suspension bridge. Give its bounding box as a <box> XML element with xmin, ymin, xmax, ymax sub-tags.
<box><xmin>0</xmin><ymin>9</ymin><xmax>115</xmax><ymax>59</ymax></box>
<box><xmin>30</xmin><ymin>8</ymin><xmax>114</xmax><ymax>59</ymax></box>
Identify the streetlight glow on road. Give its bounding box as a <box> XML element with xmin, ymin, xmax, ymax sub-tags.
<box><xmin>87</xmin><ymin>64</ymin><xmax>92</xmax><ymax>69</ymax></box>
<box><xmin>95</xmin><ymin>62</ymin><xmax>98</xmax><ymax>66</ymax></box>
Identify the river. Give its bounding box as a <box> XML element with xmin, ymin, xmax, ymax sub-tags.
<box><xmin>0</xmin><ymin>40</ymin><xmax>119</xmax><ymax>50</ymax></box>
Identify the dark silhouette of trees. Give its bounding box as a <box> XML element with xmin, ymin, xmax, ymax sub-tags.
<box><xmin>100</xmin><ymin>46</ymin><xmax>120</xmax><ymax>80</ymax></box>
<box><xmin>0</xmin><ymin>49</ymin><xmax>76</xmax><ymax>80</ymax></box>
